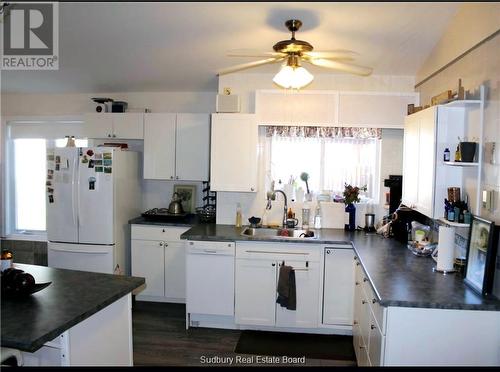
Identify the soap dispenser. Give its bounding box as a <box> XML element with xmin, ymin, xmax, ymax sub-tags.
<box><xmin>314</xmin><ymin>203</ymin><xmax>322</xmax><ymax>229</ymax></box>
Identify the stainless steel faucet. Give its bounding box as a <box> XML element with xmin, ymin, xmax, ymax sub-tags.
<box><xmin>268</xmin><ymin>189</ymin><xmax>288</xmax><ymax>228</ymax></box>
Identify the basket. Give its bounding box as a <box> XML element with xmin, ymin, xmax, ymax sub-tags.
<box><xmin>196</xmin><ymin>206</ymin><xmax>216</xmax><ymax>223</ymax></box>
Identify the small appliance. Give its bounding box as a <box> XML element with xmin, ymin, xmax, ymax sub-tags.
<box><xmin>112</xmin><ymin>101</ymin><xmax>128</xmax><ymax>113</ymax></box>
<box><xmin>364</xmin><ymin>213</ymin><xmax>376</xmax><ymax>233</ymax></box>
<box><xmin>383</xmin><ymin>175</ymin><xmax>402</xmax><ymax>215</ymax></box>
<box><xmin>391</xmin><ymin>206</ymin><xmax>424</xmax><ymax>243</ymax></box>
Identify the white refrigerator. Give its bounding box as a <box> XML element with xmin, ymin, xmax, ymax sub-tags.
<box><xmin>47</xmin><ymin>147</ymin><xmax>141</xmax><ymax>275</ymax></box>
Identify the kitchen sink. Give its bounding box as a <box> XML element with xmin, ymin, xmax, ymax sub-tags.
<box><xmin>240</xmin><ymin>227</ymin><xmax>318</xmax><ymax>240</ymax></box>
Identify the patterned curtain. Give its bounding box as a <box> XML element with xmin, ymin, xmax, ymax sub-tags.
<box><xmin>265</xmin><ymin>126</ymin><xmax>381</xmax><ymax>139</ymax></box>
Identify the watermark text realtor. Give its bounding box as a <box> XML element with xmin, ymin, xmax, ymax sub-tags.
<box><xmin>2</xmin><ymin>2</ymin><xmax>59</xmax><ymax>70</ymax></box>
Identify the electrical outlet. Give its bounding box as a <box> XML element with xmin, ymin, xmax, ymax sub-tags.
<box><xmin>223</xmin><ymin>87</ymin><xmax>231</xmax><ymax>95</ymax></box>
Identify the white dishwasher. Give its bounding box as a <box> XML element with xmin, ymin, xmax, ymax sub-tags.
<box><xmin>186</xmin><ymin>241</ymin><xmax>235</xmax><ymax>318</ymax></box>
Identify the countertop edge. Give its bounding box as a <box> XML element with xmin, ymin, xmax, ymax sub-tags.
<box><xmin>3</xmin><ymin>279</ymin><xmax>144</xmax><ymax>353</ymax></box>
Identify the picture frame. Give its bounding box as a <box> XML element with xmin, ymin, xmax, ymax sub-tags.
<box><xmin>173</xmin><ymin>184</ymin><xmax>196</xmax><ymax>213</ymax></box>
<box><xmin>464</xmin><ymin>215</ymin><xmax>499</xmax><ymax>296</ymax></box>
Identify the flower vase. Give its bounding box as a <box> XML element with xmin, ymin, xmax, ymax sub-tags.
<box><xmin>345</xmin><ymin>203</ymin><xmax>356</xmax><ymax>231</ymax></box>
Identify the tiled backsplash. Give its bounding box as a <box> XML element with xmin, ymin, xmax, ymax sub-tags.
<box><xmin>0</xmin><ymin>240</ymin><xmax>48</xmax><ymax>266</ymax></box>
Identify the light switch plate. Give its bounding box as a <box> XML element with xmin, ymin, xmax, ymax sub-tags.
<box><xmin>482</xmin><ymin>190</ymin><xmax>494</xmax><ymax>211</ymax></box>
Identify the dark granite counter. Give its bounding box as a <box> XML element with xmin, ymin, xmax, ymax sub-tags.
<box><xmin>1</xmin><ymin>264</ymin><xmax>145</xmax><ymax>352</ymax></box>
<box><xmin>181</xmin><ymin>224</ymin><xmax>500</xmax><ymax>311</ymax></box>
<box><xmin>129</xmin><ymin>214</ymin><xmax>200</xmax><ymax>227</ymax></box>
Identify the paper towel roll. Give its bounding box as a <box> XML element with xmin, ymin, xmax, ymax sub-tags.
<box><xmin>437</xmin><ymin>226</ymin><xmax>456</xmax><ymax>271</ymax></box>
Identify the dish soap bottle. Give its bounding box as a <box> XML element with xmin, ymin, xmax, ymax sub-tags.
<box><xmin>235</xmin><ymin>203</ymin><xmax>242</xmax><ymax>228</ymax></box>
<box><xmin>454</xmin><ymin>145</ymin><xmax>461</xmax><ymax>162</ymax></box>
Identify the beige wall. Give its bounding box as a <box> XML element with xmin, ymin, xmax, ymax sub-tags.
<box><xmin>415</xmin><ymin>5</ymin><xmax>500</xmax><ymax>224</ymax></box>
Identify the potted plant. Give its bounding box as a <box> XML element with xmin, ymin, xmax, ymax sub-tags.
<box><xmin>343</xmin><ymin>183</ymin><xmax>367</xmax><ymax>231</ymax></box>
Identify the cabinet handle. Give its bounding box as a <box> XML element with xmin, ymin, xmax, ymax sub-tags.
<box><xmin>272</xmin><ymin>263</ymin><xmax>276</xmax><ymax>266</ymax></box>
<box><xmin>363</xmin><ymin>278</ymin><xmax>369</xmax><ymax>282</ymax></box>
<box><xmin>162</xmin><ymin>229</ymin><xmax>165</xmax><ymax>232</ymax></box>
<box><xmin>359</xmin><ymin>345</ymin><xmax>365</xmax><ymax>349</ymax></box>
<box><xmin>176</xmin><ymin>176</ymin><xmax>179</xmax><ymax>179</ymax></box>
<box><xmin>353</xmin><ymin>320</ymin><xmax>358</xmax><ymax>325</ymax></box>
<box><xmin>164</xmin><ymin>243</ymin><xmax>168</xmax><ymax>247</ymax></box>
<box><xmin>356</xmin><ymin>262</ymin><xmax>360</xmax><ymax>266</ymax></box>
<box><xmin>355</xmin><ymin>281</ymin><xmax>360</xmax><ymax>286</ymax></box>
<box><xmin>159</xmin><ymin>242</ymin><xmax>164</xmax><ymax>247</ymax></box>
<box><xmin>371</xmin><ymin>324</ymin><xmax>376</xmax><ymax>330</ymax></box>
<box><xmin>189</xmin><ymin>242</ymin><xmax>194</xmax><ymax>245</ymax></box>
<box><xmin>107</xmin><ymin>134</ymin><xmax>111</xmax><ymax>138</ymax></box>
<box><xmin>326</xmin><ymin>250</ymin><xmax>331</xmax><ymax>254</ymax></box>
<box><xmin>372</xmin><ymin>298</ymin><xmax>378</xmax><ymax>304</ymax></box>
<box><xmin>250</xmin><ymin>187</ymin><xmax>255</xmax><ymax>191</ymax></box>
<box><xmin>112</xmin><ymin>134</ymin><xmax>116</xmax><ymax>138</ymax></box>
<box><xmin>362</xmin><ymin>300</ymin><xmax>367</xmax><ymax>304</ymax></box>
<box><xmin>170</xmin><ymin>176</ymin><xmax>174</xmax><ymax>179</ymax></box>
<box><xmin>354</xmin><ymin>256</ymin><xmax>358</xmax><ymax>260</ymax></box>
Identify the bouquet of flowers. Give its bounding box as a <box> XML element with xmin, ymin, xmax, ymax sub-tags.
<box><xmin>343</xmin><ymin>183</ymin><xmax>367</xmax><ymax>205</ymax></box>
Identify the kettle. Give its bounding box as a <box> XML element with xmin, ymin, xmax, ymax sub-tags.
<box><xmin>168</xmin><ymin>192</ymin><xmax>185</xmax><ymax>215</ymax></box>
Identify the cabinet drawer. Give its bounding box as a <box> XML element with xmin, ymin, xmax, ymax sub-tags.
<box><xmin>131</xmin><ymin>225</ymin><xmax>190</xmax><ymax>241</ymax></box>
<box><xmin>362</xmin><ymin>279</ymin><xmax>385</xmax><ymax>334</ymax></box>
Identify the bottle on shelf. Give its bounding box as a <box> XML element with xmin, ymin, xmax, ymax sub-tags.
<box><xmin>443</xmin><ymin>148</ymin><xmax>450</xmax><ymax>162</ymax></box>
<box><xmin>235</xmin><ymin>203</ymin><xmax>242</xmax><ymax>228</ymax></box>
<box><xmin>454</xmin><ymin>145</ymin><xmax>461</xmax><ymax>161</ymax></box>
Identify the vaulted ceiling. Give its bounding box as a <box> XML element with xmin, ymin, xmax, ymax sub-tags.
<box><xmin>1</xmin><ymin>2</ymin><xmax>459</xmax><ymax>93</ymax></box>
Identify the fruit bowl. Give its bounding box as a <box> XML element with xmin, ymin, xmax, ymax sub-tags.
<box><xmin>407</xmin><ymin>241</ymin><xmax>437</xmax><ymax>257</ymax></box>
<box><xmin>1</xmin><ymin>268</ymin><xmax>52</xmax><ymax>297</ymax></box>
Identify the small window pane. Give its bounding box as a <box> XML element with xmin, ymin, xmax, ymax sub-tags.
<box><xmin>14</xmin><ymin>139</ymin><xmax>47</xmax><ymax>231</ymax></box>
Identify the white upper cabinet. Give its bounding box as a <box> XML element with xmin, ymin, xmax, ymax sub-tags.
<box><xmin>144</xmin><ymin>113</ymin><xmax>176</xmax><ymax>180</ymax></box>
<box><xmin>175</xmin><ymin>114</ymin><xmax>210</xmax><ymax>181</ymax></box>
<box><xmin>143</xmin><ymin>113</ymin><xmax>210</xmax><ymax>181</ymax></box>
<box><xmin>84</xmin><ymin>113</ymin><xmax>144</xmax><ymax>139</ymax></box>
<box><xmin>338</xmin><ymin>93</ymin><xmax>418</xmax><ymax>128</ymax></box>
<box><xmin>210</xmin><ymin>113</ymin><xmax>258</xmax><ymax>192</ymax></box>
<box><xmin>402</xmin><ymin>106</ymin><xmax>437</xmax><ymax>218</ymax></box>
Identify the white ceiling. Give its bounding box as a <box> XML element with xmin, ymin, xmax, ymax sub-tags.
<box><xmin>1</xmin><ymin>2</ymin><xmax>459</xmax><ymax>93</ymax></box>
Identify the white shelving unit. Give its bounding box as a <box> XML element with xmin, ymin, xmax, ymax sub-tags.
<box><xmin>436</xmin><ymin>85</ymin><xmax>485</xmax><ymax>217</ymax></box>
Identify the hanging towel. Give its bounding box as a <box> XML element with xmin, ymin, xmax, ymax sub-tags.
<box><xmin>276</xmin><ymin>261</ymin><xmax>296</xmax><ymax>310</ymax></box>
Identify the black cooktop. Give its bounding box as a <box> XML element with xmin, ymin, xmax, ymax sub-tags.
<box><xmin>141</xmin><ymin>208</ymin><xmax>193</xmax><ymax>221</ymax></box>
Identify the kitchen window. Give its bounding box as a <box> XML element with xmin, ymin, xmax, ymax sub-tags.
<box><xmin>263</xmin><ymin>126</ymin><xmax>381</xmax><ymax>201</ymax></box>
<box><xmin>3</xmin><ymin>119</ymin><xmax>85</xmax><ymax>238</ymax></box>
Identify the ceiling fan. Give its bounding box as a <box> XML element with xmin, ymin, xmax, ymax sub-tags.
<box><xmin>217</xmin><ymin>19</ymin><xmax>373</xmax><ymax>89</ymax></box>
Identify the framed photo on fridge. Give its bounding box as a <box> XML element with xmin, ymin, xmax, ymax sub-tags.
<box><xmin>464</xmin><ymin>215</ymin><xmax>499</xmax><ymax>296</ymax></box>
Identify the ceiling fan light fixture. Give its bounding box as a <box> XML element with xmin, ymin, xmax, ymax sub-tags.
<box><xmin>273</xmin><ymin>64</ymin><xmax>314</xmax><ymax>89</ymax></box>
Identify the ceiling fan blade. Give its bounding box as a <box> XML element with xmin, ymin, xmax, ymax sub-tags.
<box><xmin>227</xmin><ymin>49</ymin><xmax>286</xmax><ymax>58</ymax></box>
<box><xmin>216</xmin><ymin>57</ymin><xmax>285</xmax><ymax>76</ymax></box>
<box><xmin>304</xmin><ymin>50</ymin><xmax>358</xmax><ymax>60</ymax></box>
<box><xmin>306</xmin><ymin>58</ymin><xmax>373</xmax><ymax>76</ymax></box>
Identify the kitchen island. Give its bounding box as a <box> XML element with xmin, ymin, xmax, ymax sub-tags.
<box><xmin>1</xmin><ymin>264</ymin><xmax>145</xmax><ymax>366</ymax></box>
<box><xmin>181</xmin><ymin>224</ymin><xmax>500</xmax><ymax>366</ymax></box>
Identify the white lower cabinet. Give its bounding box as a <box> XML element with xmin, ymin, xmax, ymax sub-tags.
<box><xmin>131</xmin><ymin>225</ymin><xmax>189</xmax><ymax>302</ymax></box>
<box><xmin>234</xmin><ymin>242</ymin><xmax>320</xmax><ymax>329</ymax></box>
<box><xmin>322</xmin><ymin>246</ymin><xmax>354</xmax><ymax>325</ymax></box>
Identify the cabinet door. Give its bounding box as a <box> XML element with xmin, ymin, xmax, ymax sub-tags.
<box><xmin>84</xmin><ymin>113</ymin><xmax>113</xmax><ymax>139</ymax></box>
<box><xmin>235</xmin><ymin>258</ymin><xmax>277</xmax><ymax>326</ymax></box>
<box><xmin>210</xmin><ymin>113</ymin><xmax>258</xmax><ymax>192</ymax></box>
<box><xmin>143</xmin><ymin>113</ymin><xmax>176</xmax><ymax>179</ymax></box>
<box><xmin>368</xmin><ymin>309</ymin><xmax>384</xmax><ymax>366</ymax></box>
<box><xmin>415</xmin><ymin>106</ymin><xmax>437</xmax><ymax>218</ymax></box>
<box><xmin>164</xmin><ymin>241</ymin><xmax>186</xmax><ymax>300</ymax></box>
<box><xmin>175</xmin><ymin>114</ymin><xmax>210</xmax><ymax>181</ymax></box>
<box><xmin>322</xmin><ymin>248</ymin><xmax>354</xmax><ymax>325</ymax></box>
<box><xmin>112</xmin><ymin>113</ymin><xmax>144</xmax><ymax>139</ymax></box>
<box><xmin>131</xmin><ymin>239</ymin><xmax>164</xmax><ymax>297</ymax></box>
<box><xmin>275</xmin><ymin>260</ymin><xmax>320</xmax><ymax>328</ymax></box>
<box><xmin>401</xmin><ymin>113</ymin><xmax>420</xmax><ymax>207</ymax></box>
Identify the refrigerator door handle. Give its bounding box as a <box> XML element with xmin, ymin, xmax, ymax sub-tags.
<box><xmin>72</xmin><ymin>154</ymin><xmax>78</xmax><ymax>227</ymax></box>
<box><xmin>49</xmin><ymin>247</ymin><xmax>109</xmax><ymax>255</ymax></box>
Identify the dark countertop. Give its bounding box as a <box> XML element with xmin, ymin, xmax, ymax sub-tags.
<box><xmin>129</xmin><ymin>214</ymin><xmax>201</xmax><ymax>227</ymax></box>
<box><xmin>181</xmin><ymin>224</ymin><xmax>500</xmax><ymax>311</ymax></box>
<box><xmin>1</xmin><ymin>264</ymin><xmax>145</xmax><ymax>352</ymax></box>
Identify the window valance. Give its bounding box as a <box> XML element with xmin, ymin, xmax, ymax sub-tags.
<box><xmin>265</xmin><ymin>126</ymin><xmax>381</xmax><ymax>139</ymax></box>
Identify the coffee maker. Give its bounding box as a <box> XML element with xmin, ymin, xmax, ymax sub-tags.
<box><xmin>383</xmin><ymin>175</ymin><xmax>403</xmax><ymax>215</ymax></box>
<box><xmin>391</xmin><ymin>206</ymin><xmax>426</xmax><ymax>243</ymax></box>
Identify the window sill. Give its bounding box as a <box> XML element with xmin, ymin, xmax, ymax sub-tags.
<box><xmin>1</xmin><ymin>233</ymin><xmax>47</xmax><ymax>242</ymax></box>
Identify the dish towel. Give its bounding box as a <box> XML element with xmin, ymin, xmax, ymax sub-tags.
<box><xmin>276</xmin><ymin>261</ymin><xmax>296</xmax><ymax>310</ymax></box>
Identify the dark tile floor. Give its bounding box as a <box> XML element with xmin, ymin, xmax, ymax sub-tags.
<box><xmin>132</xmin><ymin>301</ymin><xmax>357</xmax><ymax>367</ymax></box>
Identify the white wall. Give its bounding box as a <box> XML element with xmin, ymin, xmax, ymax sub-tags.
<box><xmin>215</xmin><ymin>73</ymin><xmax>413</xmax><ymax>225</ymax></box>
<box><xmin>1</xmin><ymin>91</ymin><xmax>216</xmax><ymax>217</ymax></box>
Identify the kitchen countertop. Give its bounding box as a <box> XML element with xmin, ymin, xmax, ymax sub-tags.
<box><xmin>1</xmin><ymin>264</ymin><xmax>145</xmax><ymax>352</ymax></box>
<box><xmin>181</xmin><ymin>224</ymin><xmax>500</xmax><ymax>311</ymax></box>
<box><xmin>129</xmin><ymin>214</ymin><xmax>201</xmax><ymax>227</ymax></box>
